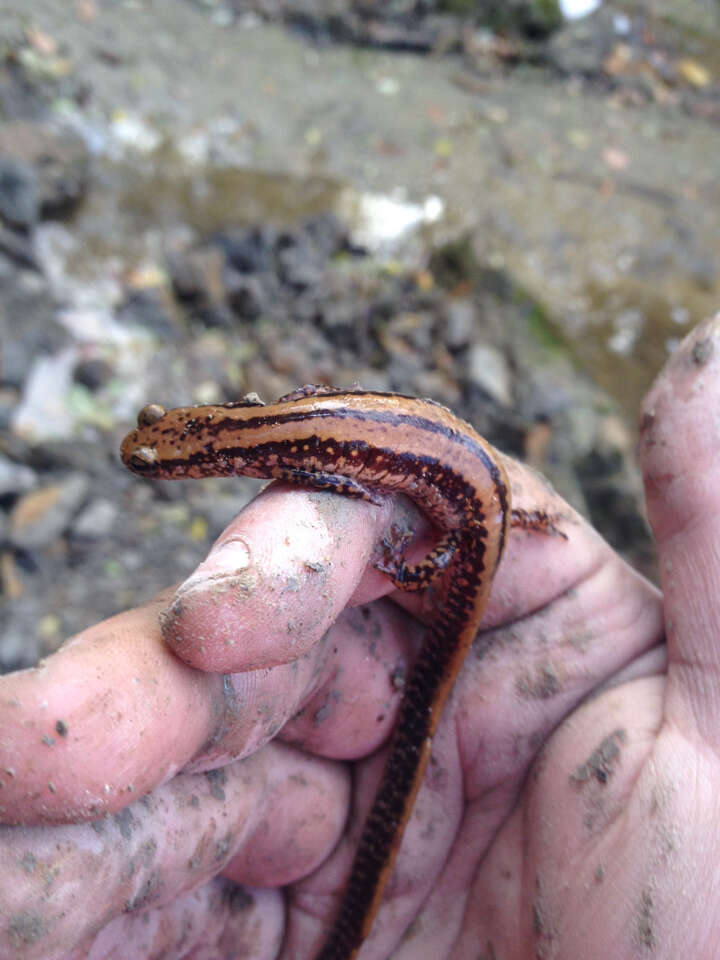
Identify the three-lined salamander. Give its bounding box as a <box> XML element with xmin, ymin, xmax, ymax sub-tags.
<box><xmin>121</xmin><ymin>385</ymin><xmax>511</xmax><ymax>960</ymax></box>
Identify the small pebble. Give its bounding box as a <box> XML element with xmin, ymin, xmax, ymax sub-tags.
<box><xmin>0</xmin><ymin>455</ymin><xmax>37</xmax><ymax>496</ymax></box>
<box><xmin>72</xmin><ymin>498</ymin><xmax>119</xmax><ymax>539</ymax></box>
<box><xmin>466</xmin><ymin>342</ymin><xmax>513</xmax><ymax>406</ymax></box>
<box><xmin>9</xmin><ymin>474</ymin><xmax>89</xmax><ymax>550</ymax></box>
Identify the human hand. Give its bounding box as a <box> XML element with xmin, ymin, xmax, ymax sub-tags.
<box><xmin>2</xmin><ymin>315</ymin><xmax>717</xmax><ymax>959</ymax></box>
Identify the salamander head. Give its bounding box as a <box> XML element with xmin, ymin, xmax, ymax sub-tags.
<box><xmin>120</xmin><ymin>404</ymin><xmax>167</xmax><ymax>477</ymax></box>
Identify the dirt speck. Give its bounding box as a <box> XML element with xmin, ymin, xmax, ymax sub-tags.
<box><xmin>571</xmin><ymin>728</ymin><xmax>626</xmax><ymax>787</ymax></box>
<box><xmin>125</xmin><ymin>869</ymin><xmax>159</xmax><ymax>912</ymax></box>
<box><xmin>532</xmin><ymin>875</ymin><xmax>558</xmax><ymax>958</ymax></box>
<box><xmin>635</xmin><ymin>888</ymin><xmax>657</xmax><ymax>951</ymax></box>
<box><xmin>8</xmin><ymin>912</ymin><xmax>47</xmax><ymax>947</ymax></box>
<box><xmin>691</xmin><ymin>336</ymin><xmax>713</xmax><ymax>365</ymax></box>
<box><xmin>227</xmin><ymin>884</ymin><xmax>254</xmax><ymax>914</ymax></box>
<box><xmin>18</xmin><ymin>850</ymin><xmax>38</xmax><ymax>874</ymax></box>
<box><xmin>214</xmin><ymin>831</ymin><xmax>232</xmax><ymax>863</ymax></box>
<box><xmin>390</xmin><ymin>664</ymin><xmax>406</xmax><ymax>690</ymax></box>
<box><xmin>206</xmin><ymin>767</ymin><xmax>228</xmax><ymax>802</ymax></box>
<box><xmin>516</xmin><ymin>659</ymin><xmax>561</xmax><ymax>700</ymax></box>
<box><xmin>113</xmin><ymin>807</ymin><xmax>136</xmax><ymax>841</ymax></box>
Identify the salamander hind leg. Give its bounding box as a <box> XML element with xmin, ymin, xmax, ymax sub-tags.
<box><xmin>375</xmin><ymin>527</ymin><xmax>459</xmax><ymax>591</ymax></box>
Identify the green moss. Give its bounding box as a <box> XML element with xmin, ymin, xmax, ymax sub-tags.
<box><xmin>524</xmin><ymin>300</ymin><xmax>566</xmax><ymax>352</ymax></box>
<box><xmin>428</xmin><ymin>234</ymin><xmax>479</xmax><ymax>289</ymax></box>
<box><xmin>439</xmin><ymin>0</ymin><xmax>477</xmax><ymax>14</ymax></box>
<box><xmin>439</xmin><ymin>0</ymin><xmax>562</xmax><ymax>36</ymax></box>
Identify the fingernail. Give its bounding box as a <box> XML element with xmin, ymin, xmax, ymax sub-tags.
<box><xmin>174</xmin><ymin>535</ymin><xmax>253</xmax><ymax>598</ymax></box>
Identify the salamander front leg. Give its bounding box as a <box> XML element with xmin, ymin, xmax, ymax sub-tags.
<box><xmin>277</xmin><ymin>467</ymin><xmax>386</xmax><ymax>505</ymax></box>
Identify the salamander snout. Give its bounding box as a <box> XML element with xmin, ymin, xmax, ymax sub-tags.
<box><xmin>120</xmin><ymin>404</ymin><xmax>168</xmax><ymax>476</ymax></box>
<box><xmin>120</xmin><ymin>436</ymin><xmax>161</xmax><ymax>476</ymax></box>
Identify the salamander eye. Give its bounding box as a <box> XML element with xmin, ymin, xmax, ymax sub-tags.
<box><xmin>128</xmin><ymin>446</ymin><xmax>160</xmax><ymax>473</ymax></box>
<box><xmin>137</xmin><ymin>403</ymin><xmax>166</xmax><ymax>427</ymax></box>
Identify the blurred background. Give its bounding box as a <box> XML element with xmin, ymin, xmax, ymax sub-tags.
<box><xmin>0</xmin><ymin>0</ymin><xmax>718</xmax><ymax>671</ymax></box>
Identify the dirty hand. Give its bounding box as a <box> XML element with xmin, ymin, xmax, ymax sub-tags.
<box><xmin>1</xmin><ymin>317</ymin><xmax>718</xmax><ymax>959</ymax></box>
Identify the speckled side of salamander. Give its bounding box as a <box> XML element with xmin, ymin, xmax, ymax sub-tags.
<box><xmin>121</xmin><ymin>385</ymin><xmax>510</xmax><ymax>960</ymax></box>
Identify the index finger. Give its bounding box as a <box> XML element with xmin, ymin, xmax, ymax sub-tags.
<box><xmin>0</xmin><ymin>485</ymin><xmax>412</xmax><ymax>825</ymax></box>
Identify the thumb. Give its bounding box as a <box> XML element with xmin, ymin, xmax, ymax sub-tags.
<box><xmin>639</xmin><ymin>313</ymin><xmax>720</xmax><ymax>748</ymax></box>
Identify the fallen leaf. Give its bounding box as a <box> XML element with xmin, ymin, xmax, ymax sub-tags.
<box><xmin>602</xmin><ymin>146</ymin><xmax>629</xmax><ymax>170</ymax></box>
<box><xmin>10</xmin><ymin>486</ymin><xmax>62</xmax><ymax>538</ymax></box>
<box><xmin>26</xmin><ymin>25</ymin><xmax>58</xmax><ymax>56</ymax></box>
<box><xmin>75</xmin><ymin>0</ymin><xmax>98</xmax><ymax>21</ymax></box>
<box><xmin>189</xmin><ymin>516</ymin><xmax>208</xmax><ymax>541</ymax></box>
<box><xmin>603</xmin><ymin>43</ymin><xmax>633</xmax><ymax>76</ymax></box>
<box><xmin>426</xmin><ymin>104</ymin><xmax>447</xmax><ymax>126</ymax></box>
<box><xmin>485</xmin><ymin>105</ymin><xmax>508</xmax><ymax>124</ymax></box>
<box><xmin>415</xmin><ymin>270</ymin><xmax>434</xmax><ymax>291</ymax></box>
<box><xmin>677</xmin><ymin>58</ymin><xmax>711</xmax><ymax>88</ymax></box>
<box><xmin>0</xmin><ymin>552</ymin><xmax>24</xmax><ymax>599</ymax></box>
<box><xmin>567</xmin><ymin>128</ymin><xmax>590</xmax><ymax>150</ymax></box>
<box><xmin>125</xmin><ymin>264</ymin><xmax>167</xmax><ymax>290</ymax></box>
<box><xmin>304</xmin><ymin>126</ymin><xmax>323</xmax><ymax>146</ymax></box>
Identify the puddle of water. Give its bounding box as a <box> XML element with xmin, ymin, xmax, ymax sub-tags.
<box><xmin>50</xmin><ymin>144</ymin><xmax>446</xmax><ymax>279</ymax></box>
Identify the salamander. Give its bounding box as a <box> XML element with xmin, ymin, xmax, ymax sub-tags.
<box><xmin>121</xmin><ymin>384</ymin><xmax>513</xmax><ymax>960</ymax></box>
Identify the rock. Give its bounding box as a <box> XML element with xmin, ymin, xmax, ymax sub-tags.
<box><xmin>548</xmin><ymin>7</ymin><xmax>619</xmax><ymax>76</ymax></box>
<box><xmin>225</xmin><ymin>270</ymin><xmax>267</xmax><ymax>320</ymax></box>
<box><xmin>72</xmin><ymin>498</ymin><xmax>119</xmax><ymax>539</ymax></box>
<box><xmin>115</xmin><ymin>287</ymin><xmax>184</xmax><ymax>339</ymax></box>
<box><xmin>10</xmin><ymin>348</ymin><xmax>78</xmax><ymax>441</ymax></box>
<box><xmin>276</xmin><ymin>233</ymin><xmax>325</xmax><ymax>291</ymax></box>
<box><xmin>443</xmin><ymin>297</ymin><xmax>477</xmax><ymax>350</ymax></box>
<box><xmin>302</xmin><ymin>212</ymin><xmax>349</xmax><ymax>259</ymax></box>
<box><xmin>0</xmin><ymin>222</ymin><xmax>39</xmax><ymax>268</ymax></box>
<box><xmin>73</xmin><ymin>356</ymin><xmax>113</xmax><ymax>391</ymax></box>
<box><xmin>0</xmin><ymin>616</ymin><xmax>42</xmax><ymax>672</ymax></box>
<box><xmin>0</xmin><ymin>386</ymin><xmax>19</xmax><ymax>431</ymax></box>
<box><xmin>474</xmin><ymin>0</ymin><xmax>563</xmax><ymax>37</ymax></box>
<box><xmin>321</xmin><ymin>297</ymin><xmax>359</xmax><ymax>334</ymax></box>
<box><xmin>466</xmin><ymin>342</ymin><xmax>513</xmax><ymax>406</ymax></box>
<box><xmin>215</xmin><ymin>225</ymin><xmax>276</xmax><ymax>274</ymax></box>
<box><xmin>168</xmin><ymin>245</ymin><xmax>226</xmax><ymax>304</ymax></box>
<box><xmin>0</xmin><ymin>287</ymin><xmax>68</xmax><ymax>388</ymax></box>
<box><xmin>0</xmin><ymin>155</ymin><xmax>40</xmax><ymax>229</ymax></box>
<box><xmin>9</xmin><ymin>473</ymin><xmax>89</xmax><ymax>550</ymax></box>
<box><xmin>0</xmin><ymin>455</ymin><xmax>37</xmax><ymax>496</ymax></box>
<box><xmin>166</xmin><ymin>243</ymin><xmax>240</xmax><ymax>327</ymax></box>
<box><xmin>0</xmin><ymin>122</ymin><xmax>89</xmax><ymax>221</ymax></box>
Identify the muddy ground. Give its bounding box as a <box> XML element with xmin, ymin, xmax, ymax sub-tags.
<box><xmin>1</xmin><ymin>0</ymin><xmax>719</xmax><ymax>670</ymax></box>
